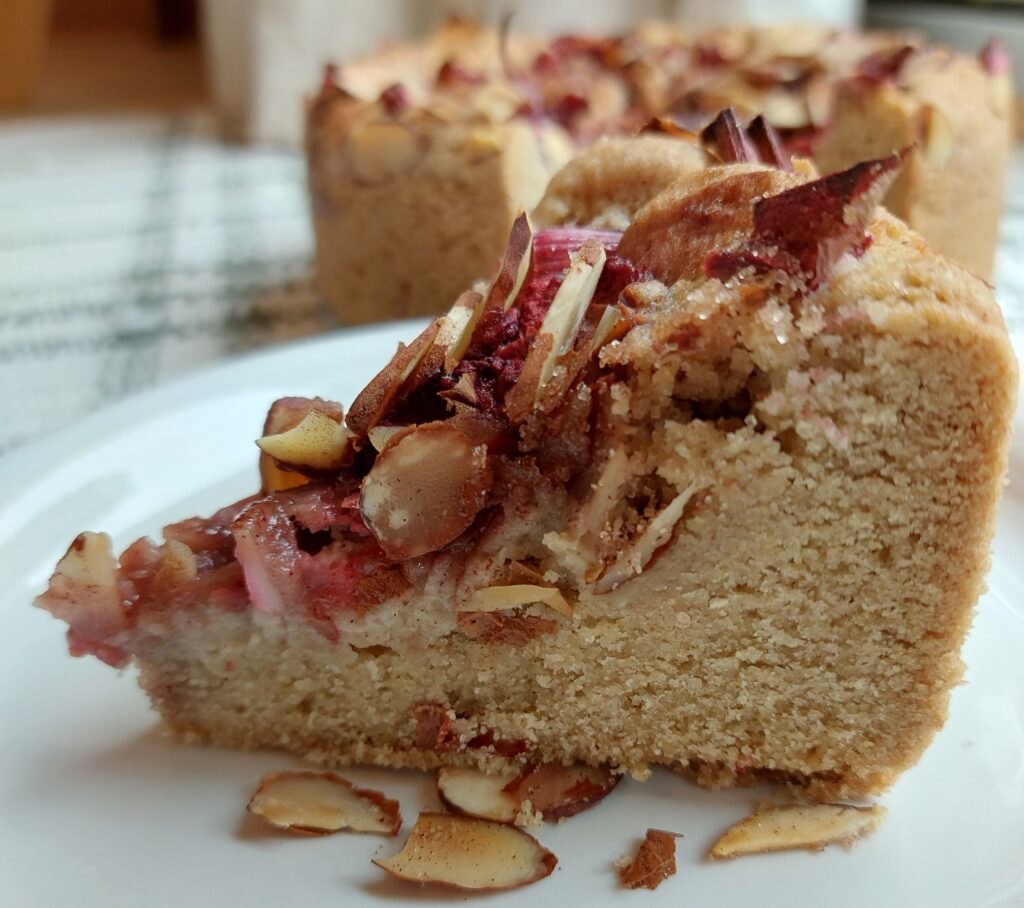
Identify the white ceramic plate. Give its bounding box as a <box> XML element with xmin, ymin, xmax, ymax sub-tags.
<box><xmin>2</xmin><ymin>321</ymin><xmax>1022</xmax><ymax>907</ymax></box>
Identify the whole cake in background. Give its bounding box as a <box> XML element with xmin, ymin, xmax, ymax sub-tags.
<box><xmin>38</xmin><ymin>135</ymin><xmax>1017</xmax><ymax>800</ymax></box>
<box><xmin>307</xmin><ymin>20</ymin><xmax>1013</xmax><ymax>324</ymax></box>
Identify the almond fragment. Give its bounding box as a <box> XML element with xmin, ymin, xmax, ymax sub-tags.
<box><xmin>247</xmin><ymin>771</ymin><xmax>401</xmax><ymax>836</ymax></box>
<box><xmin>439</xmin><ymin>291</ymin><xmax>485</xmax><ymax>372</ymax></box>
<box><xmin>922</xmin><ymin>105</ymin><xmax>953</xmax><ymax>166</ymax></box>
<box><xmin>709</xmin><ymin>803</ymin><xmax>886</xmax><ymax>859</ymax></box>
<box><xmin>259</xmin><ymin>397</ymin><xmax>342</xmax><ymax>492</ymax></box>
<box><xmin>576</xmin><ymin>447</ymin><xmax>631</xmax><ymax>539</ymax></box>
<box><xmin>437</xmin><ymin>766</ymin><xmax>520</xmax><ymax>823</ymax></box>
<box><xmin>533</xmin><ymin>239</ymin><xmax>606</xmax><ymax>400</ymax></box>
<box><xmin>373</xmin><ymin>812</ymin><xmax>557</xmax><ymax>890</ymax></box>
<box><xmin>488</xmin><ymin>211</ymin><xmax>534</xmax><ymax>312</ymax></box>
<box><xmin>347</xmin><ymin>319</ymin><xmax>441</xmax><ymax>436</ymax></box>
<box><xmin>437</xmin><ymin>764</ymin><xmax>619</xmax><ymax>825</ymax></box>
<box><xmin>462</xmin><ymin>584</ymin><xmax>572</xmax><ymax>618</ymax></box>
<box><xmin>594</xmin><ymin>484</ymin><xmax>698</xmax><ymax>594</ymax></box>
<box><xmin>618</xmin><ymin>829</ymin><xmax>680</xmax><ymax>890</ymax></box>
<box><xmin>360</xmin><ymin>421</ymin><xmax>492</xmax><ymax>560</ymax></box>
<box><xmin>367</xmin><ymin>424</ymin><xmax>404</xmax><ymax>452</ymax></box>
<box><xmin>588</xmin><ymin>305</ymin><xmax>625</xmax><ymax>358</ymax></box>
<box><xmin>152</xmin><ymin>539</ymin><xmax>198</xmax><ymax>589</ymax></box>
<box><xmin>347</xmin><ymin>120</ymin><xmax>427</xmax><ymax>185</ymax></box>
<box><xmin>256</xmin><ymin>406</ymin><xmax>353</xmax><ymax>474</ymax></box>
<box><xmin>504</xmin><ymin>764</ymin><xmax>620</xmax><ymax>820</ymax></box>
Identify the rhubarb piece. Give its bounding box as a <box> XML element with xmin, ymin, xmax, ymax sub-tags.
<box><xmin>705</xmin><ymin>152</ymin><xmax>907</xmax><ymax>289</ymax></box>
<box><xmin>595</xmin><ymin>484</ymin><xmax>699</xmax><ymax>593</ymax></box>
<box><xmin>360</xmin><ymin>422</ymin><xmax>492</xmax><ymax>559</ymax></box>
<box><xmin>709</xmin><ymin>803</ymin><xmax>886</xmax><ymax>859</ymax></box>
<box><xmin>36</xmin><ymin>532</ymin><xmax>129</xmax><ymax>667</ymax></box>
<box><xmin>247</xmin><ymin>771</ymin><xmax>401</xmax><ymax>836</ymax></box>
<box><xmin>487</xmin><ymin>211</ymin><xmax>534</xmax><ymax>311</ymax></box>
<box><xmin>700</xmin><ymin>108</ymin><xmax>757</xmax><ymax>163</ymax></box>
<box><xmin>437</xmin><ymin>766</ymin><xmax>520</xmax><ymax>823</ymax></box>
<box><xmin>618</xmin><ymin>829</ymin><xmax>680</xmax><ymax>890</ymax></box>
<box><xmin>373</xmin><ymin>812</ymin><xmax>557</xmax><ymax>890</ymax></box>
<box><xmin>462</xmin><ymin>583</ymin><xmax>572</xmax><ymax>617</ymax></box>
<box><xmin>256</xmin><ymin>405</ymin><xmax>353</xmax><ymax>475</ymax></box>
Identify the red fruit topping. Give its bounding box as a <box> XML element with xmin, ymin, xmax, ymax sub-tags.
<box><xmin>380</xmin><ymin>82</ymin><xmax>410</xmax><ymax>116</ymax></box>
<box><xmin>705</xmin><ymin>151</ymin><xmax>907</xmax><ymax>289</ymax></box>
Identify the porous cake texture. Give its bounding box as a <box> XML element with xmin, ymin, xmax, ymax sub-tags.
<box><xmin>39</xmin><ymin>145</ymin><xmax>1016</xmax><ymax>801</ymax></box>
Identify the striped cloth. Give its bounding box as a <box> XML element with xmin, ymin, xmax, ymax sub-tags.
<box><xmin>1</xmin><ymin>113</ymin><xmax>1022</xmax><ymax>454</ymax></box>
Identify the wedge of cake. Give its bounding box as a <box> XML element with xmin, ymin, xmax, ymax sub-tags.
<box><xmin>38</xmin><ymin>144</ymin><xmax>1015</xmax><ymax>800</ymax></box>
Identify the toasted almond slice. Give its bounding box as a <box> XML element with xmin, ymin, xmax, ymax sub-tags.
<box><xmin>576</xmin><ymin>447</ymin><xmax>631</xmax><ymax>539</ymax></box>
<box><xmin>506</xmin><ymin>560</ymin><xmax>547</xmax><ymax>585</ymax></box>
<box><xmin>439</xmin><ymin>291</ymin><xmax>485</xmax><ymax>372</ymax></box>
<box><xmin>153</xmin><ymin>539</ymin><xmax>198</xmax><ymax>589</ymax></box>
<box><xmin>347</xmin><ymin>120</ymin><xmax>427</xmax><ymax>185</ymax></box>
<box><xmin>437</xmin><ymin>766</ymin><xmax>521</xmax><ymax>823</ymax></box>
<box><xmin>588</xmin><ymin>305</ymin><xmax>624</xmax><ymax>358</ymax></box>
<box><xmin>373</xmin><ymin>812</ymin><xmax>557</xmax><ymax>890</ymax></box>
<box><xmin>259</xmin><ymin>397</ymin><xmax>342</xmax><ymax>492</ymax></box>
<box><xmin>347</xmin><ymin>319</ymin><xmax>441</xmax><ymax>436</ymax></box>
<box><xmin>462</xmin><ymin>584</ymin><xmax>572</xmax><ymax>618</ymax></box>
<box><xmin>488</xmin><ymin>211</ymin><xmax>534</xmax><ymax>312</ymax></box>
<box><xmin>247</xmin><ymin>771</ymin><xmax>401</xmax><ymax>836</ymax></box>
<box><xmin>618</xmin><ymin>829</ymin><xmax>680</xmax><ymax>890</ymax></box>
<box><xmin>360</xmin><ymin>421</ymin><xmax>492</xmax><ymax>560</ymax></box>
<box><xmin>438</xmin><ymin>764</ymin><xmax>619</xmax><ymax>824</ymax></box>
<box><xmin>533</xmin><ymin>239</ymin><xmax>606</xmax><ymax>400</ymax></box>
<box><xmin>922</xmin><ymin>105</ymin><xmax>953</xmax><ymax>167</ymax></box>
<box><xmin>257</xmin><ymin>406</ymin><xmax>353</xmax><ymax>473</ymax></box>
<box><xmin>504</xmin><ymin>764</ymin><xmax>620</xmax><ymax>820</ymax></box>
<box><xmin>594</xmin><ymin>484</ymin><xmax>698</xmax><ymax>594</ymax></box>
<box><xmin>709</xmin><ymin>803</ymin><xmax>886</xmax><ymax>859</ymax></box>
<box><xmin>367</xmin><ymin>425</ymin><xmax>404</xmax><ymax>452</ymax></box>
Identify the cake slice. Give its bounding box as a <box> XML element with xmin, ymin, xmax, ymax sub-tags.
<box><xmin>308</xmin><ymin>24</ymin><xmax>1012</xmax><ymax>328</ymax></box>
<box><xmin>38</xmin><ymin>144</ymin><xmax>1016</xmax><ymax>801</ymax></box>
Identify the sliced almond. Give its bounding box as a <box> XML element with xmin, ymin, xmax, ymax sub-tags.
<box><xmin>437</xmin><ymin>766</ymin><xmax>521</xmax><ymax>824</ymax></box>
<box><xmin>504</xmin><ymin>764</ymin><xmax>620</xmax><ymax>820</ymax></box>
<box><xmin>922</xmin><ymin>105</ymin><xmax>953</xmax><ymax>167</ymax></box>
<box><xmin>709</xmin><ymin>803</ymin><xmax>886</xmax><ymax>859</ymax></box>
<box><xmin>259</xmin><ymin>397</ymin><xmax>342</xmax><ymax>493</ymax></box>
<box><xmin>438</xmin><ymin>291</ymin><xmax>485</xmax><ymax>372</ymax></box>
<box><xmin>594</xmin><ymin>484</ymin><xmax>698</xmax><ymax>594</ymax></box>
<box><xmin>257</xmin><ymin>406</ymin><xmax>353</xmax><ymax>474</ymax></box>
<box><xmin>488</xmin><ymin>211</ymin><xmax>534</xmax><ymax>312</ymax></box>
<box><xmin>762</xmin><ymin>90</ymin><xmax>811</xmax><ymax>130</ymax></box>
<box><xmin>347</xmin><ymin>319</ymin><xmax>441</xmax><ymax>436</ymax></box>
<box><xmin>588</xmin><ymin>306</ymin><xmax>624</xmax><ymax>358</ymax></box>
<box><xmin>462</xmin><ymin>584</ymin><xmax>572</xmax><ymax>618</ymax></box>
<box><xmin>152</xmin><ymin>539</ymin><xmax>198</xmax><ymax>589</ymax></box>
<box><xmin>367</xmin><ymin>424</ymin><xmax>404</xmax><ymax>452</ymax></box>
<box><xmin>348</xmin><ymin>120</ymin><xmax>427</xmax><ymax>186</ymax></box>
<box><xmin>360</xmin><ymin>421</ymin><xmax>492</xmax><ymax>560</ymax></box>
<box><xmin>533</xmin><ymin>239</ymin><xmax>606</xmax><ymax>400</ymax></box>
<box><xmin>619</xmin><ymin>828</ymin><xmax>680</xmax><ymax>890</ymax></box>
<box><xmin>373</xmin><ymin>812</ymin><xmax>557</xmax><ymax>890</ymax></box>
<box><xmin>576</xmin><ymin>447</ymin><xmax>631</xmax><ymax>539</ymax></box>
<box><xmin>247</xmin><ymin>771</ymin><xmax>401</xmax><ymax>836</ymax></box>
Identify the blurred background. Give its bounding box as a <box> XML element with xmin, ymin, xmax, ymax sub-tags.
<box><xmin>2</xmin><ymin>0</ymin><xmax>1023</xmax><ymax>453</ymax></box>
